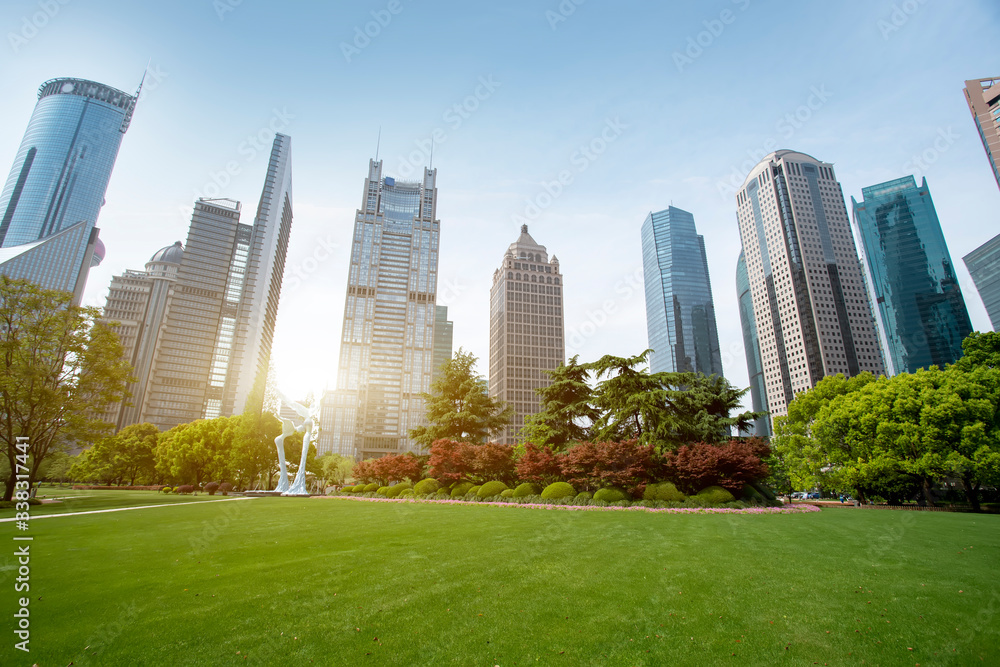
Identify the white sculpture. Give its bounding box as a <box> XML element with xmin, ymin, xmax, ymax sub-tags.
<box><xmin>276</xmin><ymin>391</ymin><xmax>319</xmax><ymax>497</ymax></box>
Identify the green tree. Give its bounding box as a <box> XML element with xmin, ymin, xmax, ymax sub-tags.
<box><xmin>318</xmin><ymin>453</ymin><xmax>355</xmax><ymax>487</ymax></box>
<box><xmin>228</xmin><ymin>410</ymin><xmax>281</xmax><ymax>490</ymax></box>
<box><xmin>0</xmin><ymin>277</ymin><xmax>132</xmax><ymax>500</ymax></box>
<box><xmin>518</xmin><ymin>355</ymin><xmax>597</xmax><ymax>450</ymax></box>
<box><xmin>154</xmin><ymin>417</ymin><xmax>237</xmax><ymax>486</ymax></box>
<box><xmin>409</xmin><ymin>348</ymin><xmax>513</xmax><ymax>447</ymax></box>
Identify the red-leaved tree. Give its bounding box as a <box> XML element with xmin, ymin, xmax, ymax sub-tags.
<box><xmin>371</xmin><ymin>453</ymin><xmax>426</xmax><ymax>484</ymax></box>
<box><xmin>663</xmin><ymin>439</ymin><xmax>770</xmax><ymax>494</ymax></box>
<box><xmin>515</xmin><ymin>443</ymin><xmax>562</xmax><ymax>485</ymax></box>
<box><xmin>471</xmin><ymin>443</ymin><xmax>516</xmax><ymax>484</ymax></box>
<box><xmin>352</xmin><ymin>459</ymin><xmax>378</xmax><ymax>484</ymax></box>
<box><xmin>559</xmin><ymin>440</ymin><xmax>659</xmax><ymax>495</ymax></box>
<box><xmin>428</xmin><ymin>439</ymin><xmax>476</xmax><ymax>483</ymax></box>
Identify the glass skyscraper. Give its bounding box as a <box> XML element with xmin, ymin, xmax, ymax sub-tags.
<box><xmin>964</xmin><ymin>234</ymin><xmax>1000</xmax><ymax>332</ymax></box>
<box><xmin>328</xmin><ymin>160</ymin><xmax>441</xmax><ymax>459</ymax></box>
<box><xmin>0</xmin><ymin>77</ymin><xmax>138</xmax><ymax>301</ymax></box>
<box><xmin>641</xmin><ymin>206</ymin><xmax>722</xmax><ymax>376</ymax></box>
<box><xmin>851</xmin><ymin>176</ymin><xmax>972</xmax><ymax>375</ymax></box>
<box><xmin>736</xmin><ymin>251</ymin><xmax>770</xmax><ymax>437</ymax></box>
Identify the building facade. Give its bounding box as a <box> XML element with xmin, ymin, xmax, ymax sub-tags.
<box><xmin>488</xmin><ymin>225</ymin><xmax>565</xmax><ymax>444</ymax></box>
<box><xmin>0</xmin><ymin>77</ymin><xmax>138</xmax><ymax>301</ymax></box>
<box><xmin>641</xmin><ymin>206</ymin><xmax>723</xmax><ymax>376</ymax></box>
<box><xmin>329</xmin><ymin>160</ymin><xmax>441</xmax><ymax>459</ymax></box>
<box><xmin>851</xmin><ymin>176</ymin><xmax>972</xmax><ymax>375</ymax></box>
<box><xmin>736</xmin><ymin>251</ymin><xmax>770</xmax><ymax>437</ymax></box>
<box><xmin>964</xmin><ymin>234</ymin><xmax>1000</xmax><ymax>331</ymax></box>
<box><xmin>735</xmin><ymin>150</ymin><xmax>885</xmax><ymax>419</ymax></box>
<box><xmin>140</xmin><ymin>134</ymin><xmax>293</xmax><ymax>430</ymax></box>
<box><xmin>432</xmin><ymin>305</ymin><xmax>454</xmax><ymax>382</ymax></box>
<box><xmin>964</xmin><ymin>77</ymin><xmax>1000</xmax><ymax>191</ymax></box>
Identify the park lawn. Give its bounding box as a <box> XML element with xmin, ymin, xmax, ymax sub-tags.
<box><xmin>0</xmin><ymin>489</ymin><xmax>227</xmax><ymax>518</ymax></box>
<box><xmin>5</xmin><ymin>498</ymin><xmax>998</xmax><ymax>666</ymax></box>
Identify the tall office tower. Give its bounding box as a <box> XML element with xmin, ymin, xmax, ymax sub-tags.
<box><xmin>488</xmin><ymin>225</ymin><xmax>565</xmax><ymax>444</ymax></box>
<box><xmin>736</xmin><ymin>252</ymin><xmax>770</xmax><ymax>437</ymax></box>
<box><xmin>964</xmin><ymin>234</ymin><xmax>1000</xmax><ymax>331</ymax></box>
<box><xmin>851</xmin><ymin>176</ymin><xmax>972</xmax><ymax>375</ymax></box>
<box><xmin>964</xmin><ymin>77</ymin><xmax>1000</xmax><ymax>190</ymax></box>
<box><xmin>100</xmin><ymin>242</ymin><xmax>183</xmax><ymax>429</ymax></box>
<box><xmin>0</xmin><ymin>77</ymin><xmax>138</xmax><ymax>302</ymax></box>
<box><xmin>331</xmin><ymin>160</ymin><xmax>440</xmax><ymax>459</ymax></box>
<box><xmin>142</xmin><ymin>135</ymin><xmax>293</xmax><ymax>430</ymax></box>
<box><xmin>432</xmin><ymin>305</ymin><xmax>454</xmax><ymax>382</ymax></box>
<box><xmin>735</xmin><ymin>150</ymin><xmax>884</xmax><ymax>419</ymax></box>
<box><xmin>641</xmin><ymin>206</ymin><xmax>723</xmax><ymax>376</ymax></box>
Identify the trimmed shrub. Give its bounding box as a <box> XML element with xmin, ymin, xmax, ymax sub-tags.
<box><xmin>696</xmin><ymin>485</ymin><xmax>736</xmax><ymax>505</ymax></box>
<box><xmin>512</xmin><ymin>482</ymin><xmax>540</xmax><ymax>498</ymax></box>
<box><xmin>541</xmin><ymin>482</ymin><xmax>576</xmax><ymax>500</ymax></box>
<box><xmin>450</xmin><ymin>482</ymin><xmax>475</xmax><ymax>498</ymax></box>
<box><xmin>414</xmin><ymin>478</ymin><xmax>441</xmax><ymax>495</ymax></box>
<box><xmin>436</xmin><ymin>488</ymin><xmax>450</xmax><ymax>496</ymax></box>
<box><xmin>205</xmin><ymin>482</ymin><xmax>220</xmax><ymax>496</ymax></box>
<box><xmin>161</xmin><ymin>486</ymin><xmax>172</xmax><ymax>494</ymax></box>
<box><xmin>742</xmin><ymin>485</ymin><xmax>765</xmax><ymax>504</ymax></box>
<box><xmin>477</xmin><ymin>481</ymin><xmax>509</xmax><ymax>498</ymax></box>
<box><xmin>364</xmin><ymin>483</ymin><xmax>379</xmax><ymax>493</ymax></box>
<box><xmin>175</xmin><ymin>485</ymin><xmax>195</xmax><ymax>495</ymax></box>
<box><xmin>643</xmin><ymin>482</ymin><xmax>686</xmax><ymax>502</ymax></box>
<box><xmin>468</xmin><ymin>485</ymin><xmax>482</xmax><ymax>497</ymax></box>
<box><xmin>219</xmin><ymin>482</ymin><xmax>233</xmax><ymax>496</ymax></box>
<box><xmin>750</xmin><ymin>480</ymin><xmax>777</xmax><ymax>501</ymax></box>
<box><xmin>376</xmin><ymin>486</ymin><xmax>390</xmax><ymax>496</ymax></box>
<box><xmin>573</xmin><ymin>492</ymin><xmax>593</xmax><ymax>503</ymax></box>
<box><xmin>400</xmin><ymin>489</ymin><xmax>415</xmax><ymax>498</ymax></box>
<box><xmin>500</xmin><ymin>489</ymin><xmax>514</xmax><ymax>498</ymax></box>
<box><xmin>386</xmin><ymin>482</ymin><xmax>412</xmax><ymax>498</ymax></box>
<box><xmin>593</xmin><ymin>487</ymin><xmax>627</xmax><ymax>503</ymax></box>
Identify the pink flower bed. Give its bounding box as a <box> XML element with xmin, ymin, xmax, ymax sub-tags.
<box><xmin>314</xmin><ymin>494</ymin><xmax>821</xmax><ymax>515</ymax></box>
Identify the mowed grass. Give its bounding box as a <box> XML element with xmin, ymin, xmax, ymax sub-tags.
<box><xmin>5</xmin><ymin>497</ymin><xmax>998</xmax><ymax>666</ymax></box>
<box><xmin>0</xmin><ymin>488</ymin><xmax>226</xmax><ymax>517</ymax></box>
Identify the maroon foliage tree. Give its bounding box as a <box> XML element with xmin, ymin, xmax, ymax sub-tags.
<box><xmin>515</xmin><ymin>443</ymin><xmax>563</xmax><ymax>485</ymax></box>
<box><xmin>663</xmin><ymin>440</ymin><xmax>770</xmax><ymax>494</ymax></box>
<box><xmin>559</xmin><ymin>440</ymin><xmax>659</xmax><ymax>495</ymax></box>
<box><xmin>352</xmin><ymin>459</ymin><xmax>379</xmax><ymax>485</ymax></box>
<box><xmin>470</xmin><ymin>443</ymin><xmax>516</xmax><ymax>484</ymax></box>
<box><xmin>370</xmin><ymin>453</ymin><xmax>426</xmax><ymax>484</ymax></box>
<box><xmin>428</xmin><ymin>439</ymin><xmax>476</xmax><ymax>483</ymax></box>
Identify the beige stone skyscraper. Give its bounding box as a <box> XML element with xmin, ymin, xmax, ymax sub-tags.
<box><xmin>489</xmin><ymin>225</ymin><xmax>565</xmax><ymax>443</ymax></box>
<box><xmin>964</xmin><ymin>77</ymin><xmax>1000</xmax><ymax>191</ymax></box>
<box><xmin>735</xmin><ymin>150</ymin><xmax>884</xmax><ymax>419</ymax></box>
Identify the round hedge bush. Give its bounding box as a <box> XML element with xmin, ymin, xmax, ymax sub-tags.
<box><xmin>364</xmin><ymin>483</ymin><xmax>379</xmax><ymax>493</ymax></box>
<box><xmin>450</xmin><ymin>482</ymin><xmax>474</xmax><ymax>498</ymax></box>
<box><xmin>414</xmin><ymin>478</ymin><xmax>441</xmax><ymax>495</ymax></box>
<box><xmin>541</xmin><ymin>482</ymin><xmax>576</xmax><ymax>500</ymax></box>
<box><xmin>593</xmin><ymin>487</ymin><xmax>627</xmax><ymax>503</ymax></box>
<box><xmin>376</xmin><ymin>486</ymin><xmax>390</xmax><ymax>496</ymax></box>
<box><xmin>573</xmin><ymin>492</ymin><xmax>592</xmax><ymax>502</ymax></box>
<box><xmin>477</xmin><ymin>481</ymin><xmax>509</xmax><ymax>498</ymax></box>
<box><xmin>742</xmin><ymin>485</ymin><xmax>765</xmax><ymax>504</ymax></box>
<box><xmin>643</xmin><ymin>482</ymin><xmax>686</xmax><ymax>502</ymax></box>
<box><xmin>436</xmin><ymin>488</ymin><xmax>450</xmax><ymax>496</ymax></box>
<box><xmin>512</xmin><ymin>482</ymin><xmax>540</xmax><ymax>498</ymax></box>
<box><xmin>342</xmin><ymin>485</ymin><xmax>356</xmax><ymax>493</ymax></box>
<box><xmin>468</xmin><ymin>485</ymin><xmax>482</xmax><ymax>497</ymax></box>
<box><xmin>400</xmin><ymin>489</ymin><xmax>415</xmax><ymax>498</ymax></box>
<box><xmin>386</xmin><ymin>482</ymin><xmax>412</xmax><ymax>498</ymax></box>
<box><xmin>500</xmin><ymin>489</ymin><xmax>514</xmax><ymax>498</ymax></box>
<box><xmin>161</xmin><ymin>486</ymin><xmax>172</xmax><ymax>494</ymax></box>
<box><xmin>696</xmin><ymin>485</ymin><xmax>736</xmax><ymax>505</ymax></box>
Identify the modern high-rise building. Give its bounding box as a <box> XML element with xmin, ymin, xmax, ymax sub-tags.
<box><xmin>641</xmin><ymin>206</ymin><xmax>723</xmax><ymax>376</ymax></box>
<box><xmin>964</xmin><ymin>77</ymin><xmax>1000</xmax><ymax>191</ymax></box>
<box><xmin>488</xmin><ymin>225</ymin><xmax>565</xmax><ymax>444</ymax></box>
<box><xmin>100</xmin><ymin>242</ymin><xmax>183</xmax><ymax>429</ymax></box>
<box><xmin>736</xmin><ymin>251</ymin><xmax>770</xmax><ymax>437</ymax></box>
<box><xmin>0</xmin><ymin>77</ymin><xmax>138</xmax><ymax>302</ymax></box>
<box><xmin>141</xmin><ymin>134</ymin><xmax>293</xmax><ymax>430</ymax></box>
<box><xmin>329</xmin><ymin>160</ymin><xmax>440</xmax><ymax>459</ymax></box>
<box><xmin>851</xmin><ymin>176</ymin><xmax>972</xmax><ymax>375</ymax></box>
<box><xmin>735</xmin><ymin>150</ymin><xmax>885</xmax><ymax>419</ymax></box>
<box><xmin>432</xmin><ymin>305</ymin><xmax>454</xmax><ymax>382</ymax></box>
<box><xmin>964</xmin><ymin>234</ymin><xmax>1000</xmax><ymax>331</ymax></box>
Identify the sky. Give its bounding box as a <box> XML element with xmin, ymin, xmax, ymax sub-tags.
<box><xmin>1</xmin><ymin>0</ymin><xmax>998</xmax><ymax>403</ymax></box>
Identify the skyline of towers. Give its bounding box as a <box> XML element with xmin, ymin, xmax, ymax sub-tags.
<box><xmin>964</xmin><ymin>77</ymin><xmax>1000</xmax><ymax>192</ymax></box>
<box><xmin>327</xmin><ymin>159</ymin><xmax>441</xmax><ymax>459</ymax></box>
<box><xmin>640</xmin><ymin>206</ymin><xmax>723</xmax><ymax>376</ymax></box>
<box><xmin>735</xmin><ymin>150</ymin><xmax>885</xmax><ymax>419</ymax></box>
<box><xmin>0</xmin><ymin>77</ymin><xmax>138</xmax><ymax>302</ymax></box>
<box><xmin>488</xmin><ymin>225</ymin><xmax>566</xmax><ymax>444</ymax></box>
<box><xmin>851</xmin><ymin>176</ymin><xmax>972</xmax><ymax>375</ymax></box>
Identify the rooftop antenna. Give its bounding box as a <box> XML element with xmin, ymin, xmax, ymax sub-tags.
<box><xmin>135</xmin><ymin>58</ymin><xmax>150</xmax><ymax>99</ymax></box>
<box><xmin>375</xmin><ymin>126</ymin><xmax>382</xmax><ymax>163</ymax></box>
<box><xmin>429</xmin><ymin>136</ymin><xmax>435</xmax><ymax>170</ymax></box>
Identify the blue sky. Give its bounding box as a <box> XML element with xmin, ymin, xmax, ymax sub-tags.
<box><xmin>2</xmin><ymin>0</ymin><xmax>998</xmax><ymax>400</ymax></box>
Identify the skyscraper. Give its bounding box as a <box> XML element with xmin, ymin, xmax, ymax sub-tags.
<box><xmin>736</xmin><ymin>251</ymin><xmax>770</xmax><ymax>437</ymax></box>
<box><xmin>432</xmin><ymin>305</ymin><xmax>454</xmax><ymax>382</ymax></box>
<box><xmin>488</xmin><ymin>225</ymin><xmax>565</xmax><ymax>444</ymax></box>
<box><xmin>964</xmin><ymin>77</ymin><xmax>1000</xmax><ymax>191</ymax></box>
<box><xmin>964</xmin><ymin>234</ymin><xmax>1000</xmax><ymax>331</ymax></box>
<box><xmin>141</xmin><ymin>134</ymin><xmax>293</xmax><ymax>430</ymax></box>
<box><xmin>641</xmin><ymin>206</ymin><xmax>723</xmax><ymax>376</ymax></box>
<box><xmin>0</xmin><ymin>77</ymin><xmax>138</xmax><ymax>301</ymax></box>
<box><xmin>330</xmin><ymin>160</ymin><xmax>440</xmax><ymax>459</ymax></box>
<box><xmin>735</xmin><ymin>150</ymin><xmax>884</xmax><ymax>419</ymax></box>
<box><xmin>851</xmin><ymin>176</ymin><xmax>972</xmax><ymax>375</ymax></box>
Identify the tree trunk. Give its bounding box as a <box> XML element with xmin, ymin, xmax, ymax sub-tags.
<box><xmin>3</xmin><ymin>471</ymin><xmax>15</xmax><ymax>502</ymax></box>
<box><xmin>960</xmin><ymin>477</ymin><xmax>981</xmax><ymax>513</ymax></box>
<box><xmin>920</xmin><ymin>478</ymin><xmax>936</xmax><ymax>507</ymax></box>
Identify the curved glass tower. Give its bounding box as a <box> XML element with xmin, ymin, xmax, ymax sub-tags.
<box><xmin>737</xmin><ymin>251</ymin><xmax>770</xmax><ymax>437</ymax></box>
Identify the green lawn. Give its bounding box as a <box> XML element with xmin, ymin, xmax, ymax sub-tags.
<box><xmin>0</xmin><ymin>488</ymin><xmax>226</xmax><ymax>517</ymax></box>
<box><xmin>3</xmin><ymin>496</ymin><xmax>998</xmax><ymax>666</ymax></box>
